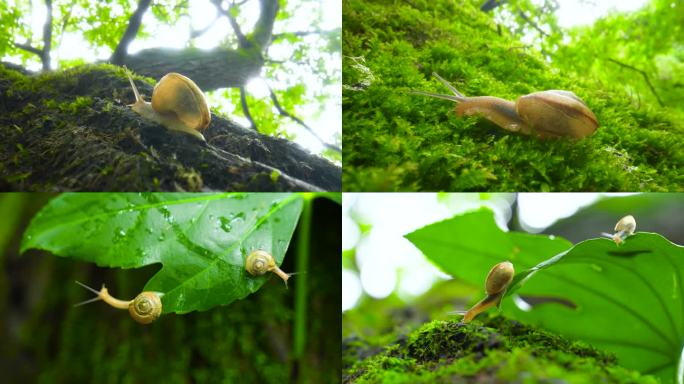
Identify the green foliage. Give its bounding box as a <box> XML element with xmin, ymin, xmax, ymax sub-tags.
<box><xmin>554</xmin><ymin>0</ymin><xmax>684</xmax><ymax>113</ymax></box>
<box><xmin>406</xmin><ymin>208</ymin><xmax>684</xmax><ymax>383</ymax></box>
<box><xmin>21</xmin><ymin>193</ymin><xmax>304</xmax><ymax>314</ymax></box>
<box><xmin>342</xmin><ymin>0</ymin><xmax>683</xmax><ymax>191</ymax></box>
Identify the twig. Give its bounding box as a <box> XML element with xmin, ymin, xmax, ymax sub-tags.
<box><xmin>517</xmin><ymin>9</ymin><xmax>548</xmax><ymax>37</ymax></box>
<box><xmin>271</xmin><ymin>29</ymin><xmax>338</xmax><ymax>40</ymax></box>
<box><xmin>111</xmin><ymin>0</ymin><xmax>152</xmax><ymax>64</ymax></box>
<box><xmin>267</xmin><ymin>84</ymin><xmax>341</xmax><ymax>153</ymax></box>
<box><xmin>605</xmin><ymin>58</ymin><xmax>664</xmax><ymax>107</ymax></box>
<box><xmin>210</xmin><ymin>0</ymin><xmax>250</xmax><ymax>48</ymax></box>
<box><xmin>239</xmin><ymin>87</ymin><xmax>256</xmax><ymax>130</ymax></box>
<box><xmin>190</xmin><ymin>13</ymin><xmax>220</xmax><ymax>39</ymax></box>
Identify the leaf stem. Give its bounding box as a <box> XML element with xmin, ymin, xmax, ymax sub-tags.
<box><xmin>293</xmin><ymin>194</ymin><xmax>313</xmax><ymax>368</ymax></box>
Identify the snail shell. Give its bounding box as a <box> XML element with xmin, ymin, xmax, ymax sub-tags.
<box><xmin>484</xmin><ymin>261</ymin><xmax>515</xmax><ymax>295</ymax></box>
<box><xmin>245</xmin><ymin>250</ymin><xmax>292</xmax><ymax>286</ymax></box>
<box><xmin>128</xmin><ymin>292</ymin><xmax>163</xmax><ymax>325</ymax></box>
<box><xmin>152</xmin><ymin>73</ymin><xmax>211</xmax><ymax>132</ymax></box>
<box><xmin>125</xmin><ymin>68</ymin><xmax>210</xmax><ymax>141</ymax></box>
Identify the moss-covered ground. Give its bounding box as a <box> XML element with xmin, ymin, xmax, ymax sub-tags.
<box><xmin>0</xmin><ymin>63</ymin><xmax>340</xmax><ymax>191</ymax></box>
<box><xmin>342</xmin><ymin>0</ymin><xmax>683</xmax><ymax>191</ymax></box>
<box><xmin>344</xmin><ymin>314</ymin><xmax>659</xmax><ymax>383</ymax></box>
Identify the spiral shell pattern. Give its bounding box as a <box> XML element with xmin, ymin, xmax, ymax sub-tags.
<box><xmin>246</xmin><ymin>250</ymin><xmax>275</xmax><ymax>276</ymax></box>
<box><xmin>128</xmin><ymin>292</ymin><xmax>162</xmax><ymax>324</ymax></box>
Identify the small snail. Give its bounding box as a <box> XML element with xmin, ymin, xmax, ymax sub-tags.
<box><xmin>606</xmin><ymin>215</ymin><xmax>636</xmax><ymax>245</ymax></box>
<box><xmin>125</xmin><ymin>67</ymin><xmax>210</xmax><ymax>141</ymax></box>
<box><xmin>245</xmin><ymin>250</ymin><xmax>292</xmax><ymax>286</ymax></box>
<box><xmin>75</xmin><ymin>281</ymin><xmax>163</xmax><ymax>324</ymax></box>
<box><xmin>462</xmin><ymin>261</ymin><xmax>514</xmax><ymax>323</ymax></box>
<box><xmin>412</xmin><ymin>72</ymin><xmax>599</xmax><ymax>139</ymax></box>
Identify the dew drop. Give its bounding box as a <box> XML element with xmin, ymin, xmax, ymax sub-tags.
<box><xmin>219</xmin><ymin>217</ymin><xmax>232</xmax><ymax>232</ymax></box>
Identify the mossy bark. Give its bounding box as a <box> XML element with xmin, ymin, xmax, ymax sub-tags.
<box><xmin>0</xmin><ymin>64</ymin><xmax>340</xmax><ymax>191</ymax></box>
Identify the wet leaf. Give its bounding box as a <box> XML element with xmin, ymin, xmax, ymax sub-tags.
<box><xmin>21</xmin><ymin>193</ymin><xmax>303</xmax><ymax>314</ymax></box>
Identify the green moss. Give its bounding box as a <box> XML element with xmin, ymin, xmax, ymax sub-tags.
<box><xmin>342</xmin><ymin>0</ymin><xmax>683</xmax><ymax>191</ymax></box>
<box><xmin>344</xmin><ymin>315</ymin><xmax>658</xmax><ymax>383</ymax></box>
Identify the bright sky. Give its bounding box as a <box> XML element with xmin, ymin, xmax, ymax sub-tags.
<box><xmin>553</xmin><ymin>0</ymin><xmax>650</xmax><ymax>28</ymax></box>
<box><xmin>342</xmin><ymin>193</ymin><xmax>635</xmax><ymax>312</ymax></box>
<box><xmin>9</xmin><ymin>0</ymin><xmax>341</xmax><ymax>157</ymax></box>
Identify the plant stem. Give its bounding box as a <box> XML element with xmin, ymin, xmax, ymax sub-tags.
<box><xmin>293</xmin><ymin>194</ymin><xmax>313</xmax><ymax>370</ymax></box>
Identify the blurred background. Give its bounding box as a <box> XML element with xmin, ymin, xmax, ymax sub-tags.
<box><xmin>480</xmin><ymin>0</ymin><xmax>684</xmax><ymax>122</ymax></box>
<box><xmin>0</xmin><ymin>193</ymin><xmax>340</xmax><ymax>383</ymax></box>
<box><xmin>342</xmin><ymin>193</ymin><xmax>684</xmax><ymax>322</ymax></box>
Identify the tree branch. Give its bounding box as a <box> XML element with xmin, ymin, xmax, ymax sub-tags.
<box><xmin>252</xmin><ymin>0</ymin><xmax>279</xmax><ymax>49</ymax></box>
<box><xmin>111</xmin><ymin>0</ymin><xmax>152</xmax><ymax>65</ymax></box>
<box><xmin>239</xmin><ymin>87</ymin><xmax>256</xmax><ymax>130</ymax></box>
<box><xmin>480</xmin><ymin>0</ymin><xmax>507</xmax><ymax>12</ymax></box>
<box><xmin>517</xmin><ymin>9</ymin><xmax>548</xmax><ymax>37</ymax></box>
<box><xmin>210</xmin><ymin>0</ymin><xmax>250</xmax><ymax>48</ymax></box>
<box><xmin>190</xmin><ymin>13</ymin><xmax>220</xmax><ymax>39</ymax></box>
<box><xmin>13</xmin><ymin>0</ymin><xmax>53</xmax><ymax>70</ymax></box>
<box><xmin>42</xmin><ymin>0</ymin><xmax>53</xmax><ymax>70</ymax></box>
<box><xmin>272</xmin><ymin>29</ymin><xmax>338</xmax><ymax>40</ymax></box>
<box><xmin>14</xmin><ymin>42</ymin><xmax>43</xmax><ymax>56</ymax></box>
<box><xmin>267</xmin><ymin>85</ymin><xmax>341</xmax><ymax>154</ymax></box>
<box><xmin>605</xmin><ymin>58</ymin><xmax>665</xmax><ymax>107</ymax></box>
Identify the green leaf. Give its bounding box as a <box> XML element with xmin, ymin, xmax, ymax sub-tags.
<box><xmin>505</xmin><ymin>233</ymin><xmax>684</xmax><ymax>384</ymax></box>
<box><xmin>406</xmin><ymin>209</ymin><xmax>684</xmax><ymax>384</ymax></box>
<box><xmin>21</xmin><ymin>193</ymin><xmax>303</xmax><ymax>314</ymax></box>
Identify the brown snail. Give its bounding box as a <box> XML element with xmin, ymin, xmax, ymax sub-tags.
<box><xmin>609</xmin><ymin>215</ymin><xmax>636</xmax><ymax>245</ymax></box>
<box><xmin>125</xmin><ymin>67</ymin><xmax>210</xmax><ymax>141</ymax></box>
<box><xmin>245</xmin><ymin>250</ymin><xmax>292</xmax><ymax>286</ymax></box>
<box><xmin>75</xmin><ymin>281</ymin><xmax>163</xmax><ymax>324</ymax></box>
<box><xmin>412</xmin><ymin>72</ymin><xmax>599</xmax><ymax>139</ymax></box>
<box><xmin>462</xmin><ymin>261</ymin><xmax>514</xmax><ymax>323</ymax></box>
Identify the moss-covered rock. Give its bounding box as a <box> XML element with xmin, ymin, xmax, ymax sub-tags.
<box><xmin>343</xmin><ymin>315</ymin><xmax>659</xmax><ymax>383</ymax></box>
<box><xmin>0</xmin><ymin>63</ymin><xmax>340</xmax><ymax>191</ymax></box>
<box><xmin>342</xmin><ymin>0</ymin><xmax>683</xmax><ymax>191</ymax></box>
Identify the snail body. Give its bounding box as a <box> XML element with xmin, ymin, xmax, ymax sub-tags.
<box><xmin>75</xmin><ymin>281</ymin><xmax>163</xmax><ymax>324</ymax></box>
<box><xmin>412</xmin><ymin>72</ymin><xmax>599</xmax><ymax>139</ymax></box>
<box><xmin>125</xmin><ymin>69</ymin><xmax>210</xmax><ymax>141</ymax></box>
<box><xmin>245</xmin><ymin>250</ymin><xmax>292</xmax><ymax>286</ymax></box>
<box><xmin>462</xmin><ymin>261</ymin><xmax>514</xmax><ymax>323</ymax></box>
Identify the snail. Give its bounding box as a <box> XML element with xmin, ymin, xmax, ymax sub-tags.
<box><xmin>75</xmin><ymin>281</ymin><xmax>163</xmax><ymax>324</ymax></box>
<box><xmin>605</xmin><ymin>215</ymin><xmax>636</xmax><ymax>245</ymax></box>
<box><xmin>245</xmin><ymin>250</ymin><xmax>292</xmax><ymax>286</ymax></box>
<box><xmin>125</xmin><ymin>67</ymin><xmax>210</xmax><ymax>141</ymax></box>
<box><xmin>462</xmin><ymin>261</ymin><xmax>514</xmax><ymax>323</ymax></box>
<box><xmin>411</xmin><ymin>72</ymin><xmax>599</xmax><ymax>139</ymax></box>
